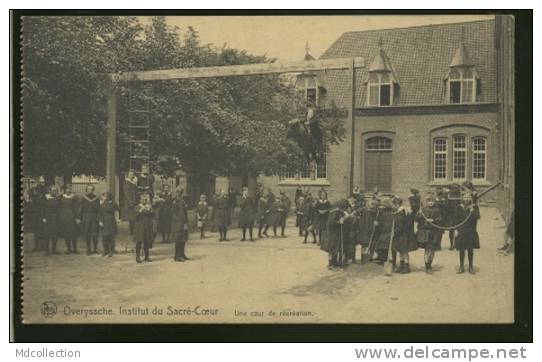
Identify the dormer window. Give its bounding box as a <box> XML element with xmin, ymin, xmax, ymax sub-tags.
<box><xmin>448</xmin><ymin>68</ymin><xmax>476</xmax><ymax>104</ymax></box>
<box><xmin>445</xmin><ymin>43</ymin><xmax>480</xmax><ymax>104</ymax></box>
<box><xmin>366</xmin><ymin>46</ymin><xmax>399</xmax><ymax>107</ymax></box>
<box><xmin>368</xmin><ymin>73</ymin><xmax>392</xmax><ymax>107</ymax></box>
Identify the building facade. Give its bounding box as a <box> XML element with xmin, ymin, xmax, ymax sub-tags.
<box><xmin>261</xmin><ymin>17</ymin><xmax>514</xmax><ymax>220</ymax></box>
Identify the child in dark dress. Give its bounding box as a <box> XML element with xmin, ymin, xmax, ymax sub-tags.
<box><xmin>58</xmin><ymin>184</ymin><xmax>79</xmax><ymax>254</ymax></box>
<box><xmin>455</xmin><ymin>193</ymin><xmax>481</xmax><ymax>274</ymax></box>
<box><xmin>40</xmin><ymin>185</ymin><xmax>61</xmax><ymax>255</ymax></box>
<box><xmin>79</xmin><ymin>185</ymin><xmax>100</xmax><ymax>255</ymax></box>
<box><xmin>196</xmin><ymin>194</ymin><xmax>209</xmax><ymax>239</ymax></box>
<box><xmin>415</xmin><ymin>195</ymin><xmax>443</xmax><ymax>274</ymax></box>
<box><xmin>99</xmin><ymin>192</ymin><xmax>119</xmax><ymax>257</ymax></box>
<box><xmin>133</xmin><ymin>192</ymin><xmax>155</xmax><ymax>263</ymax></box>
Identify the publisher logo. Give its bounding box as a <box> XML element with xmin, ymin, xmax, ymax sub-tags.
<box><xmin>40</xmin><ymin>301</ymin><xmax>57</xmax><ymax>318</ymax></box>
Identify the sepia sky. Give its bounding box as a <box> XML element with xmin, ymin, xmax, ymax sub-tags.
<box><xmin>142</xmin><ymin>15</ymin><xmax>494</xmax><ymax>62</ymax></box>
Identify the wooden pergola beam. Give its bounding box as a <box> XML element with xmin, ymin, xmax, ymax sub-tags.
<box><xmin>111</xmin><ymin>57</ymin><xmax>365</xmax><ymax>82</ymax></box>
<box><xmin>107</xmin><ymin>56</ymin><xmax>365</xmax><ymax>199</ymax></box>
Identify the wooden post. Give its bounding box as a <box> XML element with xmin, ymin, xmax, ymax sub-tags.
<box><xmin>348</xmin><ymin>58</ymin><xmax>356</xmax><ymax>194</ymax></box>
<box><xmin>106</xmin><ymin>77</ymin><xmax>117</xmax><ymax>199</ymax></box>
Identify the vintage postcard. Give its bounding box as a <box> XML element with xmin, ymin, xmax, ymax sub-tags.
<box><xmin>17</xmin><ymin>14</ymin><xmax>515</xmax><ymax>324</ymax></box>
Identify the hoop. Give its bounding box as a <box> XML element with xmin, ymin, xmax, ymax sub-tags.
<box><xmin>418</xmin><ymin>183</ymin><xmax>473</xmax><ymax>231</ymax></box>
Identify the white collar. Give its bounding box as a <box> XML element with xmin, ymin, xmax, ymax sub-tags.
<box><xmin>63</xmin><ymin>193</ymin><xmax>74</xmax><ymax>199</ymax></box>
<box><xmin>45</xmin><ymin>194</ymin><xmax>57</xmax><ymax>200</ymax></box>
<box><xmin>83</xmin><ymin>194</ymin><xmax>97</xmax><ymax>202</ymax></box>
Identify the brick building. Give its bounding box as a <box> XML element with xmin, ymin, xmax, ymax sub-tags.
<box><xmin>261</xmin><ymin>17</ymin><xmax>514</xmax><ymax>221</ymax></box>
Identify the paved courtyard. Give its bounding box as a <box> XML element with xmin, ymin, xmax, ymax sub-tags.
<box><xmin>21</xmin><ymin>206</ymin><xmax>513</xmax><ymax>324</ymax></box>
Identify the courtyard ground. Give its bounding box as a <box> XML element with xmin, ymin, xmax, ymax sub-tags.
<box><xmin>20</xmin><ymin>206</ymin><xmax>513</xmax><ymax>324</ymax></box>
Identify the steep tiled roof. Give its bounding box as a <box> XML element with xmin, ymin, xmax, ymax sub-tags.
<box><xmin>319</xmin><ymin>19</ymin><xmax>496</xmax><ymax>108</ymax></box>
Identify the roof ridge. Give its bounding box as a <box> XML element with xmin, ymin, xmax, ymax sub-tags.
<box><xmin>339</xmin><ymin>18</ymin><xmax>494</xmax><ymax>37</ymax></box>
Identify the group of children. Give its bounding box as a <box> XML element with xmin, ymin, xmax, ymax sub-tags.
<box><xmin>193</xmin><ymin>187</ymin><xmax>293</xmax><ymax>242</ymax></box>
<box><xmin>28</xmin><ymin>183</ymin><xmax>119</xmax><ymax>257</ymax></box>
<box><xmin>27</xmin><ymin>177</ymin><xmax>481</xmax><ymax>273</ymax></box>
<box><xmin>296</xmin><ymin>186</ymin><xmax>481</xmax><ymax>275</ymax></box>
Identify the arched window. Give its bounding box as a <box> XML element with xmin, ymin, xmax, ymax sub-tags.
<box><xmin>472</xmin><ymin>137</ymin><xmax>487</xmax><ymax>180</ymax></box>
<box><xmin>433</xmin><ymin>138</ymin><xmax>448</xmax><ymax>180</ymax></box>
<box><xmin>366</xmin><ymin>136</ymin><xmax>393</xmax><ymax>151</ymax></box>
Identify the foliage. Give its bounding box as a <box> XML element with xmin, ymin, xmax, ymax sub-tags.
<box><xmin>21</xmin><ymin>16</ymin><xmax>346</xmax><ymax>184</ymax></box>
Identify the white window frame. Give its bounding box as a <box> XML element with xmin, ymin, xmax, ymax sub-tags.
<box><xmin>367</xmin><ymin>73</ymin><xmax>393</xmax><ymax>107</ymax></box>
<box><xmin>472</xmin><ymin>137</ymin><xmax>487</xmax><ymax>180</ymax></box>
<box><xmin>281</xmin><ymin>153</ymin><xmax>328</xmax><ymax>181</ymax></box>
<box><xmin>448</xmin><ymin>68</ymin><xmax>477</xmax><ymax>104</ymax></box>
<box><xmin>452</xmin><ymin>134</ymin><xmax>467</xmax><ymax>181</ymax></box>
<box><xmin>433</xmin><ymin>138</ymin><xmax>448</xmax><ymax>180</ymax></box>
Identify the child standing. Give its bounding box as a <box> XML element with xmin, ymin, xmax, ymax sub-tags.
<box><xmin>455</xmin><ymin>193</ymin><xmax>480</xmax><ymax>274</ymax></box>
<box><xmin>157</xmin><ymin>185</ymin><xmax>173</xmax><ymax>243</ymax></box>
<box><xmin>238</xmin><ymin>187</ymin><xmax>255</xmax><ymax>242</ymax></box>
<box><xmin>415</xmin><ymin>195</ymin><xmax>443</xmax><ymax>274</ymax></box>
<box><xmin>196</xmin><ymin>194</ymin><xmax>209</xmax><ymax>239</ymax></box>
<box><xmin>133</xmin><ymin>192</ymin><xmax>154</xmax><ymax>263</ymax></box>
<box><xmin>99</xmin><ymin>192</ymin><xmax>119</xmax><ymax>257</ymax></box>
<box><xmin>79</xmin><ymin>185</ymin><xmax>100</xmax><ymax>255</ymax></box>
<box><xmin>58</xmin><ymin>184</ymin><xmax>79</xmax><ymax>254</ymax></box>
<box><xmin>40</xmin><ymin>185</ymin><xmax>61</xmax><ymax>255</ymax></box>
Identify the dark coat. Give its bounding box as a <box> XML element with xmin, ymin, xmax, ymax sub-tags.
<box><xmin>280</xmin><ymin>195</ymin><xmax>291</xmax><ymax>215</ymax></box>
<box><xmin>298</xmin><ymin>199</ymin><xmax>314</xmax><ymax>231</ymax></box>
<box><xmin>408</xmin><ymin>194</ymin><xmax>421</xmax><ymax>214</ymax></box>
<box><xmin>313</xmin><ymin>199</ymin><xmax>331</xmax><ymax>231</ymax></box>
<box><xmin>238</xmin><ymin>196</ymin><xmax>255</xmax><ymax>228</ymax></box>
<box><xmin>79</xmin><ymin>194</ymin><xmax>100</xmax><ymax>237</ymax></box>
<box><xmin>196</xmin><ymin>201</ymin><xmax>209</xmax><ymax>226</ymax></box>
<box><xmin>358</xmin><ymin>207</ymin><xmax>377</xmax><ymax>247</ymax></box>
<box><xmin>157</xmin><ymin>191</ymin><xmax>173</xmax><ymax>233</ymax></box>
<box><xmin>99</xmin><ymin>200</ymin><xmax>119</xmax><ymax>237</ymax></box>
<box><xmin>320</xmin><ymin>208</ymin><xmax>345</xmax><ymax>253</ymax></box>
<box><xmin>415</xmin><ymin>206</ymin><xmax>443</xmax><ymax>250</ymax></box>
<box><xmin>58</xmin><ymin>194</ymin><xmax>79</xmax><ymax>239</ymax></box>
<box><xmin>40</xmin><ymin>194</ymin><xmax>61</xmax><ymax>238</ymax></box>
<box><xmin>213</xmin><ymin>196</ymin><xmax>231</xmax><ymax>226</ymax></box>
<box><xmin>391</xmin><ymin>208</ymin><xmax>418</xmax><ymax>253</ymax></box>
<box><xmin>123</xmin><ymin>179</ymin><xmax>138</xmax><ymax>221</ymax></box>
<box><xmin>455</xmin><ymin>205</ymin><xmax>480</xmax><ymax>250</ymax></box>
<box><xmin>28</xmin><ymin>184</ymin><xmax>47</xmax><ymax>233</ymax></box>
<box><xmin>267</xmin><ymin>199</ymin><xmax>282</xmax><ymax>227</ymax></box>
<box><xmin>374</xmin><ymin>208</ymin><xmax>394</xmax><ymax>251</ymax></box>
<box><xmin>133</xmin><ymin>203</ymin><xmax>154</xmax><ymax>246</ymax></box>
<box><xmin>137</xmin><ymin>174</ymin><xmax>155</xmax><ymax>197</ymax></box>
<box><xmin>263</xmin><ymin>193</ymin><xmax>276</xmax><ymax>225</ymax></box>
<box><xmin>294</xmin><ymin>188</ymin><xmax>303</xmax><ymax>203</ymax></box>
<box><xmin>170</xmin><ymin>197</ymin><xmax>188</xmax><ymax>242</ymax></box>
<box><xmin>255</xmin><ymin>197</ymin><xmax>268</xmax><ymax>226</ymax></box>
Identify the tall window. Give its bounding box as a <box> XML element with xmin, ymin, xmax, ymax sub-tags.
<box><xmin>452</xmin><ymin>135</ymin><xmax>467</xmax><ymax>180</ymax></box>
<box><xmin>448</xmin><ymin>68</ymin><xmax>476</xmax><ymax>104</ymax></box>
<box><xmin>472</xmin><ymin>137</ymin><xmax>487</xmax><ymax>180</ymax></box>
<box><xmin>433</xmin><ymin>138</ymin><xmax>447</xmax><ymax>180</ymax></box>
<box><xmin>367</xmin><ymin>73</ymin><xmax>392</xmax><ymax>107</ymax></box>
<box><xmin>316</xmin><ymin>153</ymin><xmax>327</xmax><ymax>179</ymax></box>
